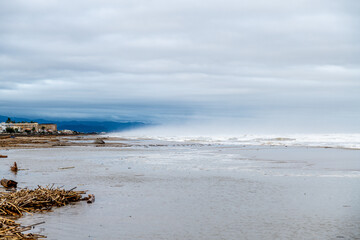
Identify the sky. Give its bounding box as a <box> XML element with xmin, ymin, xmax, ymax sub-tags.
<box><xmin>0</xmin><ymin>0</ymin><xmax>359</xmax><ymax>133</ymax></box>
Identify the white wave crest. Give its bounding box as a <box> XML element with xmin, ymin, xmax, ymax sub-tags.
<box><xmin>108</xmin><ymin>130</ymin><xmax>360</xmax><ymax>149</ymax></box>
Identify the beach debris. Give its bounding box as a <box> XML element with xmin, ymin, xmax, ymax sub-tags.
<box><xmin>84</xmin><ymin>194</ymin><xmax>95</xmax><ymax>204</ymax></box>
<box><xmin>58</xmin><ymin>166</ymin><xmax>75</xmax><ymax>170</ymax></box>
<box><xmin>0</xmin><ymin>179</ymin><xmax>18</xmax><ymax>189</ymax></box>
<box><xmin>0</xmin><ymin>155</ymin><xmax>8</xmax><ymax>158</ymax></box>
<box><xmin>52</xmin><ymin>141</ymin><xmax>68</xmax><ymax>147</ymax></box>
<box><xmin>0</xmin><ymin>186</ymin><xmax>92</xmax><ymax>239</ymax></box>
<box><xmin>94</xmin><ymin>138</ymin><xmax>105</xmax><ymax>144</ymax></box>
<box><xmin>0</xmin><ymin>186</ymin><xmax>88</xmax><ymax>216</ymax></box>
<box><xmin>0</xmin><ymin>217</ymin><xmax>46</xmax><ymax>239</ymax></box>
<box><xmin>10</xmin><ymin>162</ymin><xmax>18</xmax><ymax>172</ymax></box>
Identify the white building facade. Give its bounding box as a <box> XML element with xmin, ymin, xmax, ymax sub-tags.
<box><xmin>0</xmin><ymin>122</ymin><xmax>8</xmax><ymax>132</ymax></box>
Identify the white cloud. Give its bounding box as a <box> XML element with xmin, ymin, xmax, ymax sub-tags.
<box><xmin>0</xmin><ymin>0</ymin><xmax>359</xmax><ymax>131</ymax></box>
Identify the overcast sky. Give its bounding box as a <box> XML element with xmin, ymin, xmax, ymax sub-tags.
<box><xmin>0</xmin><ymin>0</ymin><xmax>359</xmax><ymax>132</ymax></box>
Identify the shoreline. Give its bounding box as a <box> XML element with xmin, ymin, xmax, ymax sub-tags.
<box><xmin>0</xmin><ymin>134</ymin><xmax>129</xmax><ymax>149</ymax></box>
<box><xmin>1</xmin><ymin>134</ymin><xmax>359</xmax><ymax>151</ymax></box>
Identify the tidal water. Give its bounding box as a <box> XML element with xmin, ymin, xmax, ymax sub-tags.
<box><xmin>1</xmin><ymin>137</ymin><xmax>359</xmax><ymax>240</ymax></box>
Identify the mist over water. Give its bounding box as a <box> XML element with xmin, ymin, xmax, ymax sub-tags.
<box><xmin>109</xmin><ymin>119</ymin><xmax>360</xmax><ymax>149</ymax></box>
<box><xmin>133</xmin><ymin>108</ymin><xmax>360</xmax><ymax>136</ymax></box>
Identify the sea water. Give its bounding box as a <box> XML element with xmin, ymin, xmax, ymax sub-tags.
<box><xmin>1</xmin><ymin>135</ymin><xmax>359</xmax><ymax>240</ymax></box>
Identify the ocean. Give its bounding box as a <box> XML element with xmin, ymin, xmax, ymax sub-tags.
<box><xmin>1</xmin><ymin>134</ymin><xmax>359</xmax><ymax>239</ymax></box>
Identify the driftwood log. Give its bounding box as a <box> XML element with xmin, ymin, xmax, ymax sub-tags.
<box><xmin>0</xmin><ymin>179</ymin><xmax>18</xmax><ymax>188</ymax></box>
<box><xmin>0</xmin><ymin>155</ymin><xmax>7</xmax><ymax>158</ymax></box>
<box><xmin>94</xmin><ymin>139</ymin><xmax>105</xmax><ymax>144</ymax></box>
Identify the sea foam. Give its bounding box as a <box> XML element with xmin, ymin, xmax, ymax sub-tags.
<box><xmin>109</xmin><ymin>132</ymin><xmax>360</xmax><ymax>149</ymax></box>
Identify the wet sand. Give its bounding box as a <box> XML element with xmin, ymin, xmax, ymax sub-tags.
<box><xmin>1</xmin><ymin>136</ymin><xmax>359</xmax><ymax>239</ymax></box>
<box><xmin>0</xmin><ymin>134</ymin><xmax>129</xmax><ymax>149</ymax></box>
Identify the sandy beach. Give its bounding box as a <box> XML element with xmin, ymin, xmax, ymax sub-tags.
<box><xmin>0</xmin><ymin>135</ymin><xmax>359</xmax><ymax>240</ymax></box>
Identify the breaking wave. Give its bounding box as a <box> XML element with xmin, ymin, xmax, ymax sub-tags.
<box><xmin>109</xmin><ymin>131</ymin><xmax>360</xmax><ymax>150</ymax></box>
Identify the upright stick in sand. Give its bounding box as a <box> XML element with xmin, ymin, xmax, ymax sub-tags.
<box><xmin>10</xmin><ymin>162</ymin><xmax>18</xmax><ymax>172</ymax></box>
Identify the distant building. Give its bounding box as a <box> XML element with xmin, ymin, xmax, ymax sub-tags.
<box><xmin>9</xmin><ymin>123</ymin><xmax>39</xmax><ymax>132</ymax></box>
<box><xmin>38</xmin><ymin>123</ymin><xmax>57</xmax><ymax>132</ymax></box>
<box><xmin>0</xmin><ymin>122</ymin><xmax>57</xmax><ymax>133</ymax></box>
<box><xmin>0</xmin><ymin>122</ymin><xmax>6</xmax><ymax>132</ymax></box>
<box><xmin>0</xmin><ymin>122</ymin><xmax>16</xmax><ymax>132</ymax></box>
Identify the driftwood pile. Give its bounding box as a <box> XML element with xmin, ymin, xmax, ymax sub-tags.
<box><xmin>0</xmin><ymin>186</ymin><xmax>92</xmax><ymax>239</ymax></box>
<box><xmin>0</xmin><ymin>217</ymin><xmax>46</xmax><ymax>239</ymax></box>
<box><xmin>0</xmin><ymin>186</ymin><xmax>87</xmax><ymax>216</ymax></box>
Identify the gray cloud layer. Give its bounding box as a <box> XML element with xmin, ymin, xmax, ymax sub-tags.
<box><xmin>0</xmin><ymin>0</ymin><xmax>359</xmax><ymax>131</ymax></box>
